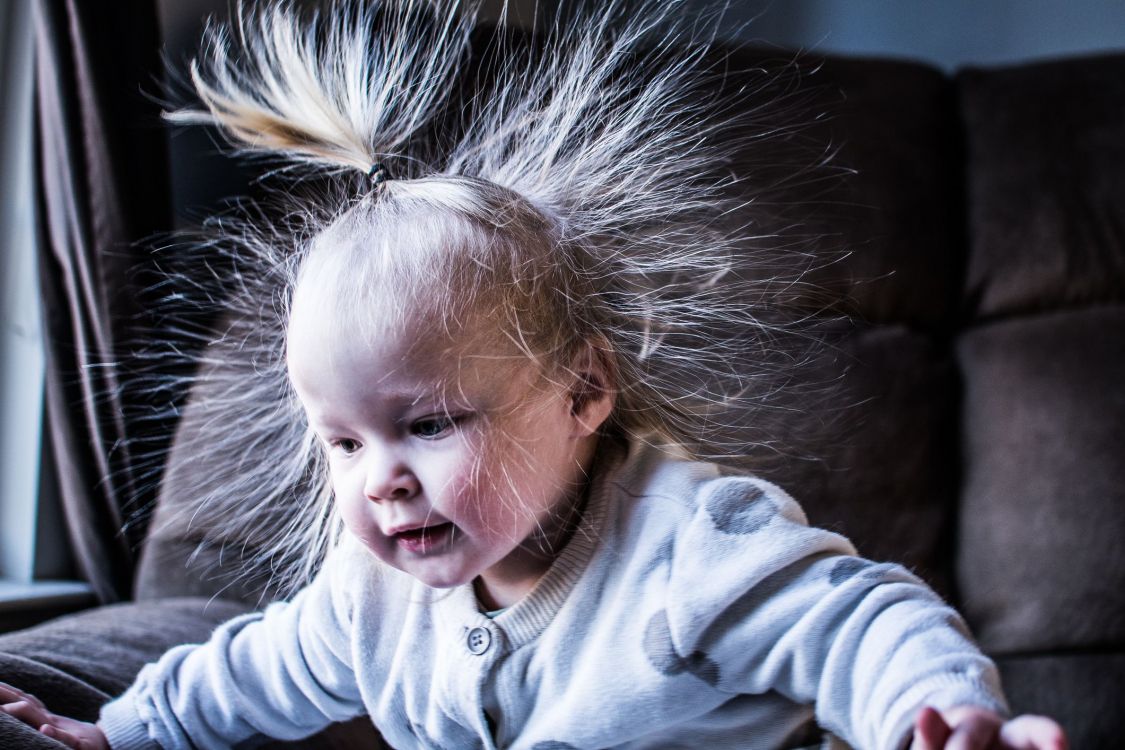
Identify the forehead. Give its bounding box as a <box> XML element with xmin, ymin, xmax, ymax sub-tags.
<box><xmin>286</xmin><ymin>297</ymin><xmax>536</xmax><ymax>409</ymax></box>
<box><xmin>285</xmin><ymin>201</ymin><xmax>559</xmax><ymax>410</ymax></box>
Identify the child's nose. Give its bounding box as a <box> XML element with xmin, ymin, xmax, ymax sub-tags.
<box><xmin>363</xmin><ymin>454</ymin><xmax>420</xmax><ymax>501</ymax></box>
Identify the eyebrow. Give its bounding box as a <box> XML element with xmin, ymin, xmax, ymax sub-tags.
<box><xmin>348</xmin><ymin>387</ymin><xmax>457</xmax><ymax>416</ymax></box>
<box><xmin>375</xmin><ymin>390</ymin><xmax>430</xmax><ymax>407</ymax></box>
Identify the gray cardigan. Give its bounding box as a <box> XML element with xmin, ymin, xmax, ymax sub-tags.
<box><xmin>99</xmin><ymin>441</ymin><xmax>1007</xmax><ymax>749</ymax></box>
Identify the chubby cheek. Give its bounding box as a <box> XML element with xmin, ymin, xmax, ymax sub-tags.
<box><xmin>336</xmin><ymin>498</ymin><xmax>400</xmax><ymax>565</ymax></box>
<box><xmin>329</xmin><ymin>465</ymin><xmax>381</xmax><ymax>543</ymax></box>
<box><xmin>437</xmin><ymin>457</ymin><xmax>501</xmax><ymax>534</ymax></box>
<box><xmin>463</xmin><ymin>435</ymin><xmax>556</xmax><ymax>539</ymax></box>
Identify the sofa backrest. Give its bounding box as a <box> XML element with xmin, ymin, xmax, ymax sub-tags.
<box><xmin>954</xmin><ymin>54</ymin><xmax>1125</xmax><ymax>656</ymax></box>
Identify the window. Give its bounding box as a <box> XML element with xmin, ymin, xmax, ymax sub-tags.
<box><xmin>0</xmin><ymin>0</ymin><xmax>93</xmax><ymax>630</ymax></box>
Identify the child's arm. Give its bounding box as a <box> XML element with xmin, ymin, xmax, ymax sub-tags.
<box><xmin>668</xmin><ymin>474</ymin><xmax>1065</xmax><ymax>749</ymax></box>
<box><xmin>0</xmin><ymin>681</ymin><xmax>108</xmax><ymax>749</ymax></box>
<box><xmin>911</xmin><ymin>706</ymin><xmax>1067</xmax><ymax>750</ymax></box>
<box><xmin>3</xmin><ymin>571</ymin><xmax>361</xmax><ymax>750</ymax></box>
<box><xmin>93</xmin><ymin>558</ymin><xmax>365</xmax><ymax>748</ymax></box>
<box><xmin>3</xmin><ymin>545</ymin><xmax>367</xmax><ymax>749</ymax></box>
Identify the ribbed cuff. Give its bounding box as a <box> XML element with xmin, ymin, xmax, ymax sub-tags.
<box><xmin>98</xmin><ymin>695</ymin><xmax>160</xmax><ymax>750</ymax></box>
<box><xmin>884</xmin><ymin>672</ymin><xmax>1010</xmax><ymax>750</ymax></box>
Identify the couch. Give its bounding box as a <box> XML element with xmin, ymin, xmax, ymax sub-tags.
<box><xmin>2</xmin><ymin>39</ymin><xmax>1122</xmax><ymax>749</ymax></box>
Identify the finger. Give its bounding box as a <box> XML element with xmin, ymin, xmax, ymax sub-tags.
<box><xmin>946</xmin><ymin>714</ymin><xmax>1000</xmax><ymax>750</ymax></box>
<box><xmin>0</xmin><ymin>682</ymin><xmax>46</xmax><ymax>710</ymax></box>
<box><xmin>1</xmin><ymin>699</ymin><xmax>51</xmax><ymax>729</ymax></box>
<box><xmin>913</xmin><ymin>706</ymin><xmax>952</xmax><ymax>750</ymax></box>
<box><xmin>42</xmin><ymin>722</ymin><xmax>85</xmax><ymax>750</ymax></box>
<box><xmin>998</xmin><ymin>715</ymin><xmax>1069</xmax><ymax>750</ymax></box>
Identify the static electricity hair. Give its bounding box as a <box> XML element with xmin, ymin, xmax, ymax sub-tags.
<box><xmin>136</xmin><ymin>0</ymin><xmax>836</xmax><ymax>599</ymax></box>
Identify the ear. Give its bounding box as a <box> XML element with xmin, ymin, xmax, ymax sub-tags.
<box><xmin>567</xmin><ymin>337</ymin><xmax>616</xmax><ymax>438</ymax></box>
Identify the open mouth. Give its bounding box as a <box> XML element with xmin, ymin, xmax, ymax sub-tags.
<box><xmin>393</xmin><ymin>523</ymin><xmax>455</xmax><ymax>554</ymax></box>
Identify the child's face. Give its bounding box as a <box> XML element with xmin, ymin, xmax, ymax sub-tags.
<box><xmin>288</xmin><ymin>317</ymin><xmax>596</xmax><ymax>605</ymax></box>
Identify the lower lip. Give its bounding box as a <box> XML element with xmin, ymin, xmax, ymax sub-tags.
<box><xmin>394</xmin><ymin>523</ymin><xmax>454</xmax><ymax>554</ymax></box>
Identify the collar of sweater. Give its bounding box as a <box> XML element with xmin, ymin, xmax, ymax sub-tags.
<box><xmin>433</xmin><ymin>438</ymin><xmax>629</xmax><ymax>649</ymax></box>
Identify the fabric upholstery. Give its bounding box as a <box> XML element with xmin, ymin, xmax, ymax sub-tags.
<box><xmin>715</xmin><ymin>53</ymin><xmax>968</xmax><ymax>598</ymax></box>
<box><xmin>0</xmin><ymin>599</ymin><xmax>245</xmax><ymax>747</ymax></box>
<box><xmin>957</xmin><ymin>308</ymin><xmax>1125</xmax><ymax>653</ymax></box>
<box><xmin>0</xmin><ymin>599</ymin><xmax>383</xmax><ymax>749</ymax></box>
<box><xmin>996</xmin><ymin>652</ymin><xmax>1125</xmax><ymax>750</ymax></box>
<box><xmin>955</xmin><ymin>54</ymin><xmax>1125</xmax><ymax>671</ymax></box>
<box><xmin>786</xmin><ymin>56</ymin><xmax>963</xmax><ymax>330</ymax></box>
<box><xmin>134</xmin><ymin>355</ymin><xmax>287</xmax><ymax>607</ymax></box>
<box><xmin>759</xmin><ymin>323</ymin><xmax>960</xmax><ymax>600</ymax></box>
<box><xmin>959</xmin><ymin>55</ymin><xmax>1125</xmax><ymax>319</ymax></box>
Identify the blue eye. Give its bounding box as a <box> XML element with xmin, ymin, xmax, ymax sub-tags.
<box><xmin>412</xmin><ymin>415</ymin><xmax>457</xmax><ymax>439</ymax></box>
<box><xmin>330</xmin><ymin>438</ymin><xmax>361</xmax><ymax>454</ymax></box>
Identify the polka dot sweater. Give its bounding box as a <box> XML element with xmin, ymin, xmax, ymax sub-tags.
<box><xmin>99</xmin><ymin>440</ymin><xmax>1007</xmax><ymax>750</ymax></box>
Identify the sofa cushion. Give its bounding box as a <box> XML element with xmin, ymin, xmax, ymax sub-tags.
<box><xmin>749</xmin><ymin>322</ymin><xmax>960</xmax><ymax>599</ymax></box>
<box><xmin>133</xmin><ymin>309</ymin><xmax>311</xmax><ymax>607</ymax></box>
<box><xmin>802</xmin><ymin>57</ymin><xmax>962</xmax><ymax>331</ymax></box>
<box><xmin>723</xmin><ymin>53</ymin><xmax>963</xmax><ymax>331</ymax></box>
<box><xmin>995</xmin><ymin>651</ymin><xmax>1125</xmax><ymax>747</ymax></box>
<box><xmin>960</xmin><ymin>55</ymin><xmax>1125</xmax><ymax>319</ymax></box>
<box><xmin>0</xmin><ymin>598</ymin><xmax>249</xmax><ymax>713</ymax></box>
<box><xmin>956</xmin><ymin>307</ymin><xmax>1125</xmax><ymax>653</ymax></box>
<box><xmin>718</xmin><ymin>54</ymin><xmax>966</xmax><ymax>599</ymax></box>
<box><xmin>0</xmin><ymin>598</ymin><xmax>247</xmax><ymax>749</ymax></box>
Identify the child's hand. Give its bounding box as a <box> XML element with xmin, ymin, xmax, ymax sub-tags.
<box><xmin>912</xmin><ymin>705</ymin><xmax>1067</xmax><ymax>750</ymax></box>
<box><xmin>0</xmin><ymin>681</ymin><xmax>109</xmax><ymax>749</ymax></box>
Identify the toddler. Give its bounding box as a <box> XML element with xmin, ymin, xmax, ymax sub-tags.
<box><xmin>0</xmin><ymin>1</ymin><xmax>1068</xmax><ymax>748</ymax></box>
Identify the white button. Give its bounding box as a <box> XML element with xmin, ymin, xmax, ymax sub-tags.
<box><xmin>466</xmin><ymin>626</ymin><xmax>491</xmax><ymax>655</ymax></box>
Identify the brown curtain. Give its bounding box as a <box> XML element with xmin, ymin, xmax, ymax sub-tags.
<box><xmin>34</xmin><ymin>0</ymin><xmax>170</xmax><ymax>603</ymax></box>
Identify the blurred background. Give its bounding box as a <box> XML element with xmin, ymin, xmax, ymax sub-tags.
<box><xmin>160</xmin><ymin>1</ymin><xmax>1125</xmax><ymax>77</ymax></box>
<box><xmin>705</xmin><ymin>0</ymin><xmax>1125</xmax><ymax>71</ymax></box>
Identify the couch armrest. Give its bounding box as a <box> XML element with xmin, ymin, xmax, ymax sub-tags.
<box><xmin>0</xmin><ymin>598</ymin><xmax>385</xmax><ymax>748</ymax></box>
<box><xmin>0</xmin><ymin>598</ymin><xmax>246</xmax><ymax>747</ymax></box>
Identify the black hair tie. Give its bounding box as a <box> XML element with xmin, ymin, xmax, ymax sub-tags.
<box><xmin>368</xmin><ymin>162</ymin><xmax>391</xmax><ymax>186</ymax></box>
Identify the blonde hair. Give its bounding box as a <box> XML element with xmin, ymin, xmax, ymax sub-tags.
<box><xmin>145</xmin><ymin>0</ymin><xmax>832</xmax><ymax>598</ymax></box>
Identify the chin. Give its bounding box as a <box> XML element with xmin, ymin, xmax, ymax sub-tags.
<box><xmin>406</xmin><ymin>563</ymin><xmax>477</xmax><ymax>591</ymax></box>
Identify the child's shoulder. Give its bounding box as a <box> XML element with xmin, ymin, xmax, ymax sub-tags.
<box><xmin>596</xmin><ymin>439</ymin><xmax>856</xmax><ymax>578</ymax></box>
<box><xmin>599</xmin><ymin>438</ymin><xmax>809</xmax><ymax>532</ymax></box>
<box><xmin>590</xmin><ymin>439</ymin><xmax>865</xmax><ymax>648</ymax></box>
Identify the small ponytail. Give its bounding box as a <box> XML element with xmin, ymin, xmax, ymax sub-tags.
<box><xmin>167</xmin><ymin>0</ymin><xmax>473</xmax><ymax>178</ymax></box>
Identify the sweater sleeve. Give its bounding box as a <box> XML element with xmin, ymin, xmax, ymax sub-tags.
<box><xmin>97</xmin><ymin>551</ymin><xmax>364</xmax><ymax>749</ymax></box>
<box><xmin>662</xmin><ymin>475</ymin><xmax>1008</xmax><ymax>750</ymax></box>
